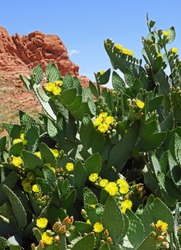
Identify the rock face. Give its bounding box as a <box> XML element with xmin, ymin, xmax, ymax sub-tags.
<box><xmin>0</xmin><ymin>27</ymin><xmax>79</xmax><ymax>76</ymax></box>
<box><xmin>0</xmin><ymin>27</ymin><xmax>90</xmax><ymax>136</ymax></box>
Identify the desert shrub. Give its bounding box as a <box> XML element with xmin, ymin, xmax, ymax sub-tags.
<box><xmin>0</xmin><ymin>16</ymin><xmax>181</xmax><ymax>250</ymax></box>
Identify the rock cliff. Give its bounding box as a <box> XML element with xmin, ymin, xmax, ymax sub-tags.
<box><xmin>0</xmin><ymin>27</ymin><xmax>90</xmax><ymax>135</ymax></box>
<box><xmin>0</xmin><ymin>27</ymin><xmax>79</xmax><ymax>76</ymax></box>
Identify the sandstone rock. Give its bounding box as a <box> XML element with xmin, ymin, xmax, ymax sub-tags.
<box><xmin>0</xmin><ymin>27</ymin><xmax>80</xmax><ymax>76</ymax></box>
<box><xmin>0</xmin><ymin>27</ymin><xmax>90</xmax><ymax>137</ymax></box>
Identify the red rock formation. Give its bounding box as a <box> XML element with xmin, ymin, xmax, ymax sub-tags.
<box><xmin>0</xmin><ymin>27</ymin><xmax>90</xmax><ymax>137</ymax></box>
<box><xmin>0</xmin><ymin>27</ymin><xmax>79</xmax><ymax>76</ymax></box>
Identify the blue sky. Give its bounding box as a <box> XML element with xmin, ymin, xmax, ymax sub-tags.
<box><xmin>1</xmin><ymin>0</ymin><xmax>181</xmax><ymax>85</ymax></box>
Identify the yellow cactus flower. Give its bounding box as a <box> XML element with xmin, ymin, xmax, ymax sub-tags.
<box><xmin>157</xmin><ymin>53</ymin><xmax>163</xmax><ymax>58</ymax></box>
<box><xmin>121</xmin><ymin>47</ymin><xmax>134</xmax><ymax>56</ymax></box>
<box><xmin>163</xmin><ymin>31</ymin><xmax>170</xmax><ymax>37</ymax></box>
<box><xmin>86</xmin><ymin>219</ymin><xmax>91</xmax><ymax>225</ymax></box>
<box><xmin>93</xmin><ymin>222</ymin><xmax>104</xmax><ymax>233</ymax></box>
<box><xmin>155</xmin><ymin>220</ymin><xmax>168</xmax><ymax>233</ymax></box>
<box><xmin>171</xmin><ymin>47</ymin><xmax>178</xmax><ymax>53</ymax></box>
<box><xmin>99</xmin><ymin>179</ymin><xmax>109</xmax><ymax>188</ymax></box>
<box><xmin>99</xmin><ymin>112</ymin><xmax>108</xmax><ymax>119</ymax></box>
<box><xmin>90</xmin><ymin>204</ymin><xmax>96</xmax><ymax>209</ymax></box>
<box><xmin>49</xmin><ymin>167</ymin><xmax>56</xmax><ymax>173</ymax></box>
<box><xmin>94</xmin><ymin>112</ymin><xmax>114</xmax><ymax>134</ymax></box>
<box><xmin>105</xmin><ymin>182</ymin><xmax>118</xmax><ymax>196</ymax></box>
<box><xmin>45</xmin><ymin>82</ymin><xmax>54</xmax><ymax>92</ymax></box>
<box><xmin>36</xmin><ymin>218</ymin><xmax>48</xmax><ymax>229</ymax></box>
<box><xmin>13</xmin><ymin>133</ymin><xmax>27</xmax><ymax>145</ymax></box>
<box><xmin>12</xmin><ymin>156</ymin><xmax>23</xmax><ymax>167</ymax></box>
<box><xmin>65</xmin><ymin>162</ymin><xmax>74</xmax><ymax>172</ymax></box>
<box><xmin>34</xmin><ymin>151</ymin><xmax>41</xmax><ymax>158</ymax></box>
<box><xmin>13</xmin><ymin>138</ymin><xmax>22</xmax><ymax>144</ymax></box>
<box><xmin>44</xmin><ymin>163</ymin><xmax>56</xmax><ymax>173</ymax></box>
<box><xmin>41</xmin><ymin>232</ymin><xmax>53</xmax><ymax>245</ymax></box>
<box><xmin>52</xmin><ymin>86</ymin><xmax>61</xmax><ymax>95</ymax></box>
<box><xmin>32</xmin><ymin>184</ymin><xmax>40</xmax><ymax>193</ymax></box>
<box><xmin>99</xmin><ymin>70</ymin><xmax>104</xmax><ymax>75</ymax></box>
<box><xmin>50</xmin><ymin>148</ymin><xmax>59</xmax><ymax>158</ymax></box>
<box><xmin>89</xmin><ymin>173</ymin><xmax>98</xmax><ymax>182</ymax></box>
<box><xmin>115</xmin><ymin>43</ymin><xmax>123</xmax><ymax>51</ymax></box>
<box><xmin>105</xmin><ymin>116</ymin><xmax>115</xmax><ymax>125</ymax></box>
<box><xmin>98</xmin><ymin>123</ymin><xmax>109</xmax><ymax>133</ymax></box>
<box><xmin>135</xmin><ymin>99</ymin><xmax>145</xmax><ymax>109</ymax></box>
<box><xmin>20</xmin><ymin>133</ymin><xmax>28</xmax><ymax>145</ymax></box>
<box><xmin>55</xmin><ymin>80</ymin><xmax>63</xmax><ymax>86</ymax></box>
<box><xmin>117</xmin><ymin>179</ymin><xmax>129</xmax><ymax>194</ymax></box>
<box><xmin>93</xmin><ymin>116</ymin><xmax>103</xmax><ymax>127</ymax></box>
<box><xmin>120</xmin><ymin>200</ymin><xmax>133</xmax><ymax>213</ymax></box>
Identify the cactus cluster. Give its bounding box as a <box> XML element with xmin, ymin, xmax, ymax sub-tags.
<box><xmin>0</xmin><ymin>16</ymin><xmax>181</xmax><ymax>249</ymax></box>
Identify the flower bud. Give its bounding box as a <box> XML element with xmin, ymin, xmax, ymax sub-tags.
<box><xmin>38</xmin><ymin>240</ymin><xmax>45</xmax><ymax>249</ymax></box>
<box><xmin>62</xmin><ymin>216</ymin><xmax>70</xmax><ymax>225</ymax></box>
<box><xmin>103</xmin><ymin>229</ymin><xmax>109</xmax><ymax>237</ymax></box>
<box><xmin>150</xmin><ymin>231</ymin><xmax>156</xmax><ymax>238</ymax></box>
<box><xmin>53</xmin><ymin>221</ymin><xmax>61</xmax><ymax>232</ymax></box>
<box><xmin>54</xmin><ymin>235</ymin><xmax>60</xmax><ymax>242</ymax></box>
<box><xmin>107</xmin><ymin>237</ymin><xmax>113</xmax><ymax>244</ymax></box>
<box><xmin>59</xmin><ymin>225</ymin><xmax>67</xmax><ymax>234</ymax></box>
<box><xmin>156</xmin><ymin>235</ymin><xmax>165</xmax><ymax>242</ymax></box>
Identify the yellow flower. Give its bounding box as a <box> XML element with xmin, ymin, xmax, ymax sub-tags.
<box><xmin>171</xmin><ymin>47</ymin><xmax>178</xmax><ymax>53</ymax></box>
<box><xmin>93</xmin><ymin>116</ymin><xmax>103</xmax><ymax>127</ymax></box>
<box><xmin>163</xmin><ymin>31</ymin><xmax>170</xmax><ymax>37</ymax></box>
<box><xmin>55</xmin><ymin>80</ymin><xmax>63</xmax><ymax>86</ymax></box>
<box><xmin>157</xmin><ymin>53</ymin><xmax>163</xmax><ymax>58</ymax></box>
<box><xmin>20</xmin><ymin>133</ymin><xmax>28</xmax><ymax>145</ymax></box>
<box><xmin>90</xmin><ymin>204</ymin><xmax>96</xmax><ymax>209</ymax></box>
<box><xmin>155</xmin><ymin>220</ymin><xmax>168</xmax><ymax>233</ymax></box>
<box><xmin>121</xmin><ymin>47</ymin><xmax>134</xmax><ymax>56</ymax></box>
<box><xmin>99</xmin><ymin>179</ymin><xmax>109</xmax><ymax>187</ymax></box>
<box><xmin>13</xmin><ymin>133</ymin><xmax>27</xmax><ymax>145</ymax></box>
<box><xmin>66</xmin><ymin>162</ymin><xmax>74</xmax><ymax>172</ymax></box>
<box><xmin>117</xmin><ymin>179</ymin><xmax>129</xmax><ymax>194</ymax></box>
<box><xmin>94</xmin><ymin>113</ymin><xmax>114</xmax><ymax>134</ymax></box>
<box><xmin>121</xmin><ymin>200</ymin><xmax>133</xmax><ymax>213</ymax></box>
<box><xmin>99</xmin><ymin>70</ymin><xmax>104</xmax><ymax>75</ymax></box>
<box><xmin>32</xmin><ymin>184</ymin><xmax>40</xmax><ymax>193</ymax></box>
<box><xmin>98</xmin><ymin>123</ymin><xmax>109</xmax><ymax>133</ymax></box>
<box><xmin>36</xmin><ymin>218</ymin><xmax>48</xmax><ymax>229</ymax></box>
<box><xmin>21</xmin><ymin>178</ymin><xmax>31</xmax><ymax>192</ymax></box>
<box><xmin>99</xmin><ymin>112</ymin><xmax>108</xmax><ymax>119</ymax></box>
<box><xmin>41</xmin><ymin>232</ymin><xmax>53</xmax><ymax>245</ymax></box>
<box><xmin>12</xmin><ymin>156</ymin><xmax>23</xmax><ymax>167</ymax></box>
<box><xmin>115</xmin><ymin>44</ymin><xmax>123</xmax><ymax>51</ymax></box>
<box><xmin>44</xmin><ymin>163</ymin><xmax>56</xmax><ymax>173</ymax></box>
<box><xmin>49</xmin><ymin>167</ymin><xmax>56</xmax><ymax>173</ymax></box>
<box><xmin>93</xmin><ymin>222</ymin><xmax>104</xmax><ymax>233</ymax></box>
<box><xmin>50</xmin><ymin>149</ymin><xmax>59</xmax><ymax>158</ymax></box>
<box><xmin>105</xmin><ymin>116</ymin><xmax>114</xmax><ymax>125</ymax></box>
<box><xmin>86</xmin><ymin>219</ymin><xmax>91</xmax><ymax>225</ymax></box>
<box><xmin>34</xmin><ymin>151</ymin><xmax>41</xmax><ymax>158</ymax></box>
<box><xmin>89</xmin><ymin>173</ymin><xmax>98</xmax><ymax>182</ymax></box>
<box><xmin>13</xmin><ymin>138</ymin><xmax>22</xmax><ymax>144</ymax></box>
<box><xmin>135</xmin><ymin>99</ymin><xmax>145</xmax><ymax>109</ymax></box>
<box><xmin>52</xmin><ymin>86</ymin><xmax>61</xmax><ymax>95</ymax></box>
<box><xmin>45</xmin><ymin>82</ymin><xmax>54</xmax><ymax>92</ymax></box>
<box><xmin>105</xmin><ymin>182</ymin><xmax>118</xmax><ymax>196</ymax></box>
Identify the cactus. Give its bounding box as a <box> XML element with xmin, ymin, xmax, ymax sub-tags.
<box><xmin>0</xmin><ymin>17</ymin><xmax>181</xmax><ymax>249</ymax></box>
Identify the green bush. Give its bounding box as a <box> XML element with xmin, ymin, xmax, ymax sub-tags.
<box><xmin>0</xmin><ymin>16</ymin><xmax>181</xmax><ymax>249</ymax></box>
